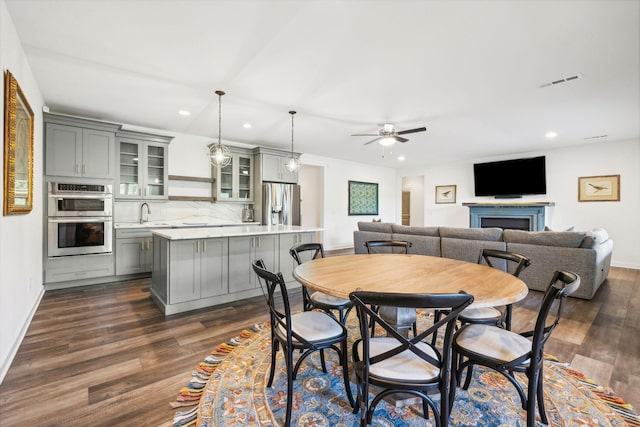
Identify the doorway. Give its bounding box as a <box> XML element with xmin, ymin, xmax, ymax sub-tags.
<box><xmin>402</xmin><ymin>191</ymin><xmax>410</xmax><ymax>225</ymax></box>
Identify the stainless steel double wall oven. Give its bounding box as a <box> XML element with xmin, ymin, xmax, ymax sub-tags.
<box><xmin>47</xmin><ymin>182</ymin><xmax>113</xmax><ymax>257</ymax></box>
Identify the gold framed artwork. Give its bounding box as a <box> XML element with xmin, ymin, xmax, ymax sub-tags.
<box><xmin>578</xmin><ymin>175</ymin><xmax>620</xmax><ymax>202</ymax></box>
<box><xmin>435</xmin><ymin>185</ymin><xmax>456</xmax><ymax>204</ymax></box>
<box><xmin>4</xmin><ymin>70</ymin><xmax>34</xmax><ymax>215</ymax></box>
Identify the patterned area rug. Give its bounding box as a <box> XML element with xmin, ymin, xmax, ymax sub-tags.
<box><xmin>171</xmin><ymin>312</ymin><xmax>639</xmax><ymax>426</ymax></box>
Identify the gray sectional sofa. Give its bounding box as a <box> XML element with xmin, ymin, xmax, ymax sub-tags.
<box><xmin>353</xmin><ymin>222</ymin><xmax>613</xmax><ymax>300</ymax></box>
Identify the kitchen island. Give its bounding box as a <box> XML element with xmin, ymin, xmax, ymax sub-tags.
<box><xmin>151</xmin><ymin>225</ymin><xmax>320</xmax><ymax>315</ymax></box>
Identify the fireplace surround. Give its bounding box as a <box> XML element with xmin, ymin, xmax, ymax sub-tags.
<box><xmin>462</xmin><ymin>202</ymin><xmax>554</xmax><ymax>231</ymax></box>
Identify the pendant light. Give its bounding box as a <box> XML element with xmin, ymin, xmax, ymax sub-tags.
<box><xmin>208</xmin><ymin>90</ymin><xmax>232</xmax><ymax>168</ymax></box>
<box><xmin>284</xmin><ymin>110</ymin><xmax>301</xmax><ymax>172</ymax></box>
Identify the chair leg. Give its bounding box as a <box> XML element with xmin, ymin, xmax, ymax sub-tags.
<box><xmin>319</xmin><ymin>349</ymin><xmax>328</xmax><ymax>373</ymax></box>
<box><xmin>527</xmin><ymin>368</ymin><xmax>541</xmax><ymax>427</ymax></box>
<box><xmin>340</xmin><ymin>342</ymin><xmax>355</xmax><ymax>408</ymax></box>
<box><xmin>536</xmin><ymin>366</ymin><xmax>548</xmax><ymax>424</ymax></box>
<box><xmin>267</xmin><ymin>336</ymin><xmax>278</xmax><ymax>387</ymax></box>
<box><xmin>285</xmin><ymin>348</ymin><xmax>294</xmax><ymax>427</ymax></box>
<box><xmin>461</xmin><ymin>363</ymin><xmax>474</xmax><ymax>390</ymax></box>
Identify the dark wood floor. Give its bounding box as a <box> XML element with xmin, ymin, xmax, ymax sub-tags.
<box><xmin>0</xmin><ymin>267</ymin><xmax>638</xmax><ymax>426</ymax></box>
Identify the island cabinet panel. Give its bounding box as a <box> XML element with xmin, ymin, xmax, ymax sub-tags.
<box><xmin>169</xmin><ymin>240</ymin><xmax>200</xmax><ymax>304</ymax></box>
<box><xmin>228</xmin><ymin>234</ymin><xmax>278</xmax><ymax>293</ymax></box>
<box><xmin>279</xmin><ymin>232</ymin><xmax>314</xmax><ymax>284</ymax></box>
<box><xmin>200</xmin><ymin>238</ymin><xmax>229</xmax><ymax>298</ymax></box>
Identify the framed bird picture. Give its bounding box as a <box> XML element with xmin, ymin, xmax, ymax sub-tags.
<box><xmin>435</xmin><ymin>185</ymin><xmax>456</xmax><ymax>204</ymax></box>
<box><xmin>578</xmin><ymin>175</ymin><xmax>620</xmax><ymax>202</ymax></box>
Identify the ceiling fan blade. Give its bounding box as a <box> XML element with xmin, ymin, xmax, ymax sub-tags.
<box><xmin>351</xmin><ymin>133</ymin><xmax>379</xmax><ymax>136</ymax></box>
<box><xmin>396</xmin><ymin>126</ymin><xmax>427</xmax><ymax>135</ymax></box>
<box><xmin>364</xmin><ymin>137</ymin><xmax>382</xmax><ymax>145</ymax></box>
<box><xmin>395</xmin><ymin>136</ymin><xmax>409</xmax><ymax>143</ymax></box>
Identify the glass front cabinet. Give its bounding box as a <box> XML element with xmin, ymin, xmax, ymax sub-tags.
<box><xmin>116</xmin><ymin>130</ymin><xmax>173</xmax><ymax>200</ymax></box>
<box><xmin>213</xmin><ymin>147</ymin><xmax>253</xmax><ymax>202</ymax></box>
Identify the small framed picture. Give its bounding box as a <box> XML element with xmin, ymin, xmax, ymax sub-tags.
<box><xmin>578</xmin><ymin>175</ymin><xmax>620</xmax><ymax>202</ymax></box>
<box><xmin>435</xmin><ymin>185</ymin><xmax>456</xmax><ymax>204</ymax></box>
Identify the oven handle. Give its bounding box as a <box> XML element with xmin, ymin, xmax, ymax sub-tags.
<box><xmin>48</xmin><ymin>217</ymin><xmax>112</xmax><ymax>223</ymax></box>
<box><xmin>48</xmin><ymin>194</ymin><xmax>113</xmax><ymax>200</ymax></box>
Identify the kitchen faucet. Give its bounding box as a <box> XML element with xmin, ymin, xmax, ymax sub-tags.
<box><xmin>139</xmin><ymin>202</ymin><xmax>151</xmax><ymax>224</ymax></box>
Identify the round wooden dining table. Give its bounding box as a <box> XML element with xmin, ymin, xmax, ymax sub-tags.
<box><xmin>293</xmin><ymin>253</ymin><xmax>528</xmax><ymax>309</ymax></box>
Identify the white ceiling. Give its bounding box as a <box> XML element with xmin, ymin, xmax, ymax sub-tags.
<box><xmin>6</xmin><ymin>0</ymin><xmax>640</xmax><ymax>168</ymax></box>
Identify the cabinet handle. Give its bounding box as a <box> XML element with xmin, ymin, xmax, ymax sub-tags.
<box><xmin>203</xmin><ymin>240</ymin><xmax>207</xmax><ymax>253</ymax></box>
<box><xmin>75</xmin><ymin>164</ymin><xmax>80</xmax><ymax>174</ymax></box>
<box><xmin>196</xmin><ymin>240</ymin><xmax>200</xmax><ymax>253</ymax></box>
<box><xmin>83</xmin><ymin>164</ymin><xmax>87</xmax><ymax>175</ymax></box>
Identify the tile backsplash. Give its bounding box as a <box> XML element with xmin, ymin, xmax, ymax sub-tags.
<box><xmin>114</xmin><ymin>200</ymin><xmax>247</xmax><ymax>224</ymax></box>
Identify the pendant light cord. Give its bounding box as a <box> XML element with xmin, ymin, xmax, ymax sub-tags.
<box><xmin>289</xmin><ymin>110</ymin><xmax>296</xmax><ymax>155</ymax></box>
<box><xmin>216</xmin><ymin>90</ymin><xmax>225</xmax><ymax>146</ymax></box>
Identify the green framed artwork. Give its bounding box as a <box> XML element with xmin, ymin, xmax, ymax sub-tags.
<box><xmin>348</xmin><ymin>180</ymin><xmax>378</xmax><ymax>215</ymax></box>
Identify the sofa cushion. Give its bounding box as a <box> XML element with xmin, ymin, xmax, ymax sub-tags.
<box><xmin>391</xmin><ymin>225</ymin><xmax>440</xmax><ymax>237</ymax></box>
<box><xmin>439</xmin><ymin>227</ymin><xmax>503</xmax><ymax>242</ymax></box>
<box><xmin>358</xmin><ymin>221</ymin><xmax>393</xmax><ymax>233</ymax></box>
<box><xmin>580</xmin><ymin>228</ymin><xmax>610</xmax><ymax>248</ymax></box>
<box><xmin>392</xmin><ymin>233</ymin><xmax>441</xmax><ymax>257</ymax></box>
<box><xmin>441</xmin><ymin>238</ymin><xmax>506</xmax><ymax>263</ymax></box>
<box><xmin>503</xmin><ymin>229</ymin><xmax>586</xmax><ymax>248</ymax></box>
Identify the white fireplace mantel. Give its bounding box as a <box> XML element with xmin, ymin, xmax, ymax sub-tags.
<box><xmin>462</xmin><ymin>202</ymin><xmax>555</xmax><ymax>231</ymax></box>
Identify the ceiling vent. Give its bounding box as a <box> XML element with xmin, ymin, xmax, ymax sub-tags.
<box><xmin>539</xmin><ymin>73</ymin><xmax>583</xmax><ymax>88</ymax></box>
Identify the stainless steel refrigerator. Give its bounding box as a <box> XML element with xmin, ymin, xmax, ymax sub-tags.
<box><xmin>262</xmin><ymin>183</ymin><xmax>300</xmax><ymax>226</ymax></box>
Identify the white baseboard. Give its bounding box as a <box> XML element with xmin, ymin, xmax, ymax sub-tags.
<box><xmin>611</xmin><ymin>262</ymin><xmax>640</xmax><ymax>270</ymax></box>
<box><xmin>0</xmin><ymin>286</ymin><xmax>45</xmax><ymax>385</ymax></box>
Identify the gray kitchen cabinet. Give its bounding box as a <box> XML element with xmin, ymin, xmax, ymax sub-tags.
<box><xmin>166</xmin><ymin>238</ymin><xmax>229</xmax><ymax>304</ymax></box>
<box><xmin>116</xmin><ymin>130</ymin><xmax>173</xmax><ymax>200</ymax></box>
<box><xmin>228</xmin><ymin>234</ymin><xmax>278</xmax><ymax>293</ymax></box>
<box><xmin>213</xmin><ymin>147</ymin><xmax>254</xmax><ymax>202</ymax></box>
<box><xmin>44</xmin><ymin>253</ymin><xmax>115</xmax><ymax>284</ymax></box>
<box><xmin>279</xmin><ymin>232</ymin><xmax>314</xmax><ymax>284</ymax></box>
<box><xmin>115</xmin><ymin>229</ymin><xmax>153</xmax><ymax>275</ymax></box>
<box><xmin>253</xmin><ymin>147</ymin><xmax>300</xmax><ymax>184</ymax></box>
<box><xmin>45</xmin><ymin>123</ymin><xmax>116</xmax><ymax>179</ymax></box>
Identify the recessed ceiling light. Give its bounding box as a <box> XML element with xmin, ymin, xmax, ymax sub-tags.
<box><xmin>545</xmin><ymin>131</ymin><xmax>558</xmax><ymax>139</ymax></box>
<box><xmin>178</xmin><ymin>110</ymin><xmax>191</xmax><ymax>116</ymax></box>
<box><xmin>243</xmin><ymin>123</ymin><xmax>252</xmax><ymax>129</ymax></box>
<box><xmin>397</xmin><ymin>155</ymin><xmax>405</xmax><ymax>161</ymax></box>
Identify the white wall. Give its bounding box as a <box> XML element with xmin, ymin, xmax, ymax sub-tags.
<box><xmin>301</xmin><ymin>153</ymin><xmax>397</xmax><ymax>250</ymax></box>
<box><xmin>400</xmin><ymin>138</ymin><xmax>640</xmax><ymax>268</ymax></box>
<box><xmin>0</xmin><ymin>0</ymin><xmax>46</xmax><ymax>382</ymax></box>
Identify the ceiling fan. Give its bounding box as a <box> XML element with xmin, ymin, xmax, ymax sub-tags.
<box><xmin>352</xmin><ymin>123</ymin><xmax>427</xmax><ymax>146</ymax></box>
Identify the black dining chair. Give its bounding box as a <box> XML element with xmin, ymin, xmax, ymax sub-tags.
<box><xmin>252</xmin><ymin>259</ymin><xmax>355</xmax><ymax>427</ymax></box>
<box><xmin>289</xmin><ymin>242</ymin><xmax>354</xmax><ymax>324</ymax></box>
<box><xmin>451</xmin><ymin>270</ymin><xmax>580</xmax><ymax>427</ymax></box>
<box><xmin>364</xmin><ymin>240</ymin><xmax>414</xmax><ymax>336</ymax></box>
<box><xmin>350</xmin><ymin>290</ymin><xmax>474</xmax><ymax>427</ymax></box>
<box><xmin>458</xmin><ymin>248</ymin><xmax>531</xmax><ymax>330</ymax></box>
<box><xmin>364</xmin><ymin>240</ymin><xmax>412</xmax><ymax>254</ymax></box>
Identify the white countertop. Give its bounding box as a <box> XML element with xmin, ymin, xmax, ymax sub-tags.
<box><xmin>151</xmin><ymin>225</ymin><xmax>323</xmax><ymax>240</ymax></box>
<box><xmin>114</xmin><ymin>220</ymin><xmax>261</xmax><ymax>229</ymax></box>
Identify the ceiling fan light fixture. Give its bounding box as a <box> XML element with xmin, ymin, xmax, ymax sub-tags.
<box><xmin>379</xmin><ymin>136</ymin><xmax>396</xmax><ymax>146</ymax></box>
<box><xmin>284</xmin><ymin>110</ymin><xmax>300</xmax><ymax>173</ymax></box>
<box><xmin>208</xmin><ymin>90</ymin><xmax>232</xmax><ymax>168</ymax></box>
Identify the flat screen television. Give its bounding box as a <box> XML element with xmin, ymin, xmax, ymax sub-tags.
<box><xmin>473</xmin><ymin>156</ymin><xmax>546</xmax><ymax>198</ymax></box>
